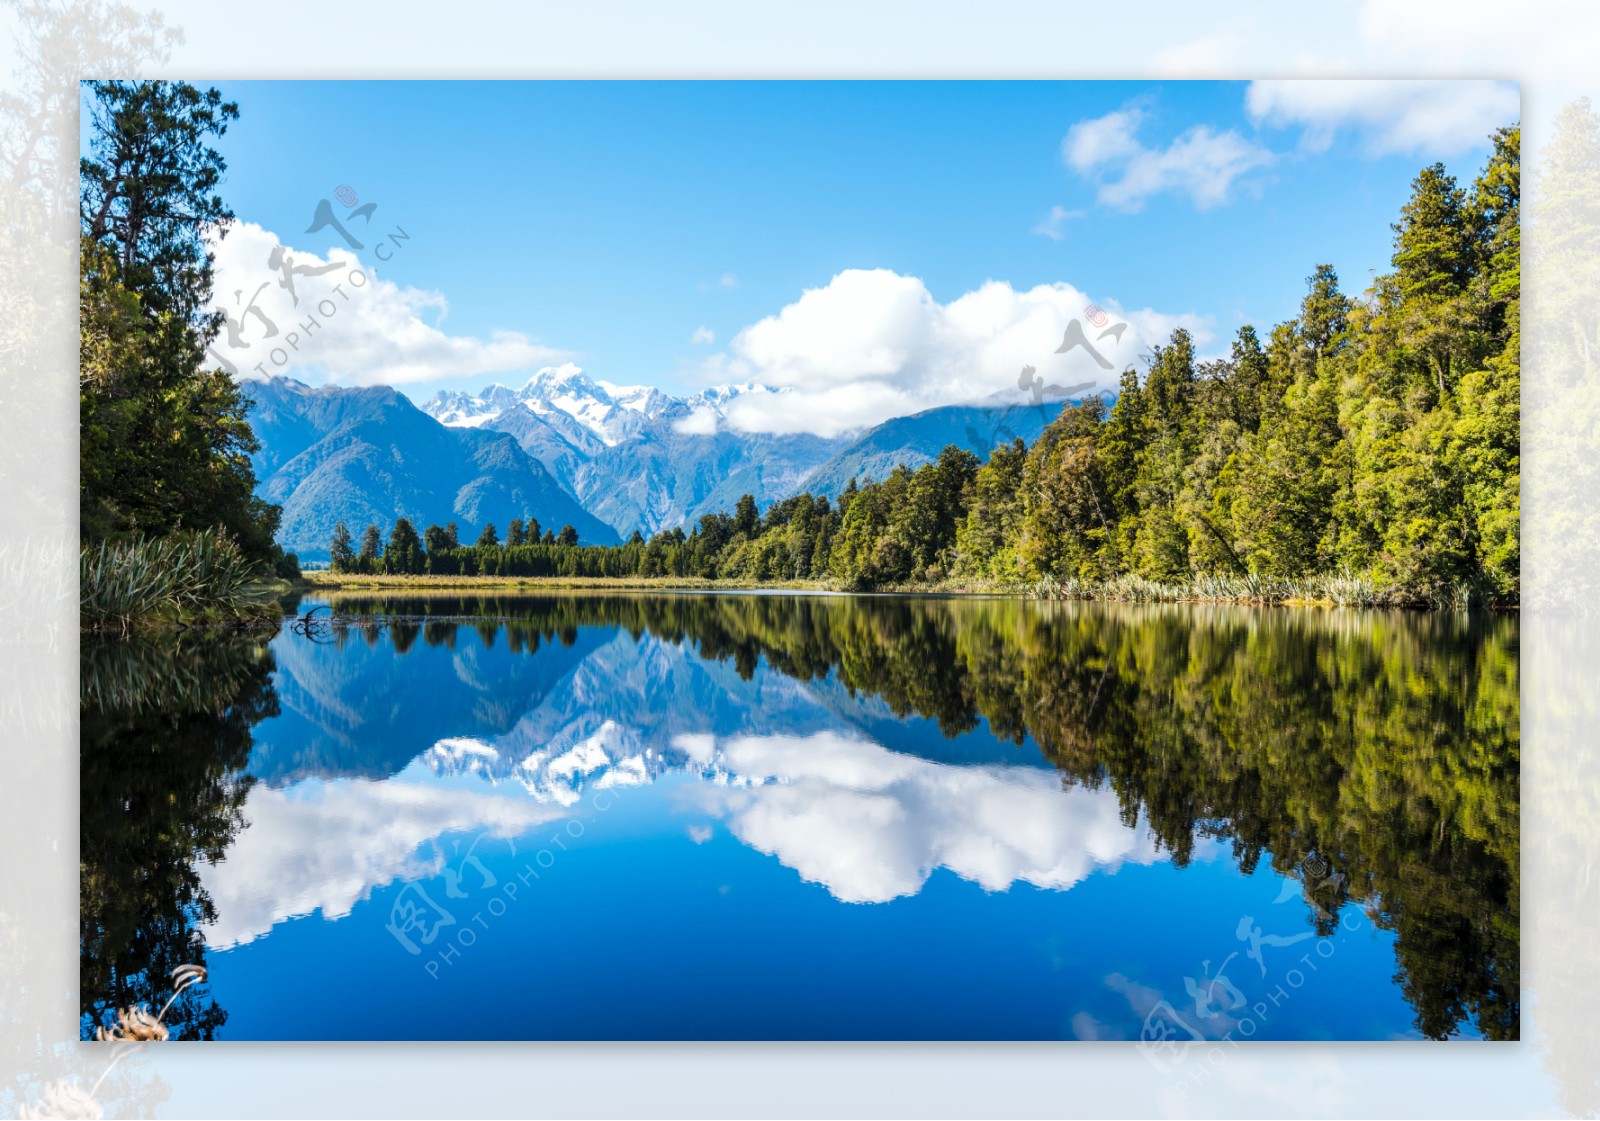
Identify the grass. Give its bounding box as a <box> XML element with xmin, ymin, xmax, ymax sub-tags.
<box><xmin>1021</xmin><ymin>571</ymin><xmax>1492</xmax><ymax>609</ymax></box>
<box><xmin>80</xmin><ymin>530</ymin><xmax>281</xmax><ymax>633</ymax></box>
<box><xmin>298</xmin><ymin>567</ymin><xmax>1494</xmax><ymax>608</ymax></box>
<box><xmin>301</xmin><ymin>571</ymin><xmax>833</xmax><ymax>592</ymax></box>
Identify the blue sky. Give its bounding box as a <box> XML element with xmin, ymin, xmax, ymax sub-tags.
<box><xmin>180</xmin><ymin>79</ymin><xmax>1516</xmax><ymax>431</ymax></box>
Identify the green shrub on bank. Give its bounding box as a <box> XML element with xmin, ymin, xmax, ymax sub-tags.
<box><xmin>1026</xmin><ymin>571</ymin><xmax>1489</xmax><ymax>609</ymax></box>
<box><xmin>81</xmin><ymin>530</ymin><xmax>276</xmax><ymax>633</ymax></box>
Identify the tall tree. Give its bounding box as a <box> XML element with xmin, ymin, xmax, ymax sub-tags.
<box><xmin>1391</xmin><ymin>163</ymin><xmax>1475</xmax><ymax>397</ymax></box>
<box><xmin>358</xmin><ymin>524</ymin><xmax>381</xmax><ymax>574</ymax></box>
<box><xmin>1299</xmin><ymin>264</ymin><xmax>1350</xmax><ymax>361</ymax></box>
<box><xmin>734</xmin><ymin>493</ymin><xmax>760</xmax><ymax>538</ymax></box>
<box><xmin>79</xmin><ymin>80</ymin><xmax>282</xmax><ymax>563</ymax></box>
<box><xmin>329</xmin><ymin>520</ymin><xmax>355</xmax><ymax>572</ymax></box>
<box><xmin>385</xmin><ymin>517</ymin><xmax>424</xmax><ymax>574</ymax></box>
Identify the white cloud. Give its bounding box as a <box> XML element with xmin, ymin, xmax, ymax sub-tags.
<box><xmin>679</xmin><ymin>730</ymin><xmax>1167</xmax><ymax>904</ymax></box>
<box><xmin>672</xmin><ymin>406</ymin><xmax>721</xmax><ymax>435</ymax></box>
<box><xmin>208</xmin><ymin>221</ymin><xmax>570</xmax><ymax>386</ymax></box>
<box><xmin>1063</xmin><ymin>106</ymin><xmax>1148</xmax><ymax>173</ymax></box>
<box><xmin>694</xmin><ymin>268</ymin><xmax>1205</xmax><ymax>437</ymax></box>
<box><xmin>697</xmin><ymin>272</ymin><xmax>739</xmax><ymax>292</ymax></box>
<box><xmin>690</xmin><ymin>325</ymin><xmax>715</xmax><ymax>345</ymax></box>
<box><xmin>1032</xmin><ymin>205</ymin><xmax>1086</xmax><ymax>240</ymax></box>
<box><xmin>1063</xmin><ymin>105</ymin><xmax>1274</xmax><ymax>212</ymax></box>
<box><xmin>198</xmin><ymin>774</ymin><xmax>567</xmax><ymax>950</ymax></box>
<box><xmin>1246</xmin><ymin>79</ymin><xmax>1519</xmax><ymax>156</ymax></box>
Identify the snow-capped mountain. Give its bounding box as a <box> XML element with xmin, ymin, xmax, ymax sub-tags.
<box><xmin>420</xmin><ymin>367</ymin><xmax>840</xmax><ymax>536</ymax></box>
<box><xmin>410</xmin><ymin>365</ymin><xmax>1075</xmax><ymax>539</ymax></box>
<box><xmin>424</xmin><ymin>363</ymin><xmax>762</xmax><ymax>448</ymax></box>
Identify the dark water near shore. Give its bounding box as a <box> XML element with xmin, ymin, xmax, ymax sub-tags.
<box><xmin>81</xmin><ymin>593</ymin><xmax>1519</xmax><ymax>1041</ymax></box>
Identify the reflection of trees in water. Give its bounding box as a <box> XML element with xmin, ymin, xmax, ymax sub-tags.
<box><xmin>80</xmin><ymin>637</ymin><xmax>278</xmax><ymax>1041</ymax></box>
<box><xmin>329</xmin><ymin>591</ymin><xmax>1520</xmax><ymax>1040</ymax></box>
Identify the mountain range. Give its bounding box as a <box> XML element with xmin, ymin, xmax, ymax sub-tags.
<box><xmin>420</xmin><ymin>365</ymin><xmax>848</xmax><ymax>536</ymax></box>
<box><xmin>241</xmin><ymin>378</ymin><xmax>618</xmax><ymax>560</ymax></box>
<box><xmin>243</xmin><ymin>366</ymin><xmax>1068</xmax><ymax>559</ymax></box>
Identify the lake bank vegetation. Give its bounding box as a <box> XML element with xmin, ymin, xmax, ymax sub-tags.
<box><xmin>78</xmin><ymin>80</ymin><xmax>297</xmax><ymax>631</ymax></box>
<box><xmin>80</xmin><ymin>530</ymin><xmax>283</xmax><ymax>634</ymax></box>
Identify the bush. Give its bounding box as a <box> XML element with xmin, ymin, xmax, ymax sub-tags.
<box><xmin>81</xmin><ymin>529</ymin><xmax>274</xmax><ymax>633</ymax></box>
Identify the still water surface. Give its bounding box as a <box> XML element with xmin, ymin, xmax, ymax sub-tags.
<box><xmin>80</xmin><ymin>593</ymin><xmax>1519</xmax><ymax>1041</ymax></box>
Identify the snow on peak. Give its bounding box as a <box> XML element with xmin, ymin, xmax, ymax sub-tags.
<box><xmin>421</xmin><ymin>368</ymin><xmax>779</xmax><ymax>444</ymax></box>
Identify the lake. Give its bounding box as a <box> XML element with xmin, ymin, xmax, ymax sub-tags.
<box><xmin>80</xmin><ymin>592</ymin><xmax>1519</xmax><ymax>1042</ymax></box>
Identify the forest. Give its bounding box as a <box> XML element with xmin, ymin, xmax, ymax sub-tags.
<box><xmin>330</xmin><ymin>127</ymin><xmax>1519</xmax><ymax>605</ymax></box>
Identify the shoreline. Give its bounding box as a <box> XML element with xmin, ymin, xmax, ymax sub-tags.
<box><xmin>293</xmin><ymin>571</ymin><xmax>1517</xmax><ymax>610</ymax></box>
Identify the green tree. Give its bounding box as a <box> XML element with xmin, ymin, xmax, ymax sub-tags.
<box><xmin>1299</xmin><ymin>263</ymin><xmax>1351</xmax><ymax>360</ymax></box>
<box><xmin>329</xmin><ymin>520</ymin><xmax>355</xmax><ymax>573</ymax></box>
<box><xmin>954</xmin><ymin>439</ymin><xmax>1026</xmax><ymax>579</ymax></box>
<box><xmin>1023</xmin><ymin>400</ymin><xmax>1124</xmax><ymax>580</ymax></box>
<box><xmin>897</xmin><ymin>445</ymin><xmax>979</xmax><ymax>578</ymax></box>
<box><xmin>78</xmin><ymin>80</ymin><xmax>283</xmax><ymax>565</ymax></box>
<box><xmin>385</xmin><ymin>517</ymin><xmax>424</xmax><ymax>574</ymax></box>
<box><xmin>80</xmin><ymin>80</ymin><xmax>238</xmax><ymax>319</ymax></box>
<box><xmin>358</xmin><ymin>524</ymin><xmax>381</xmax><ymax>574</ymax></box>
<box><xmin>477</xmin><ymin>522</ymin><xmax>499</xmax><ymax>548</ymax></box>
<box><xmin>1231</xmin><ymin>371</ymin><xmax>1342</xmax><ymax>576</ymax></box>
<box><xmin>1392</xmin><ymin>163</ymin><xmax>1477</xmax><ymax>398</ymax></box>
<box><xmin>507</xmin><ymin>517</ymin><xmax>527</xmax><ymax>547</ymax></box>
<box><xmin>734</xmin><ymin>493</ymin><xmax>760</xmax><ymax>538</ymax></box>
<box><xmin>557</xmin><ymin>524</ymin><xmax>579</xmax><ymax>546</ymax></box>
<box><xmin>1128</xmin><ymin>329</ymin><xmax>1198</xmax><ymax>581</ymax></box>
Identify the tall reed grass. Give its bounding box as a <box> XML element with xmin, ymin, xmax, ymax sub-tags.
<box><xmin>80</xmin><ymin>530</ymin><xmax>275</xmax><ymax>633</ymax></box>
<box><xmin>1026</xmin><ymin>571</ymin><xmax>1487</xmax><ymax>609</ymax></box>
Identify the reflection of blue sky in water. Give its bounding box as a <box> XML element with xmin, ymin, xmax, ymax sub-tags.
<box><xmin>202</xmin><ymin>629</ymin><xmax>1167</xmax><ymax>945</ymax></box>
<box><xmin>196</xmin><ymin>613</ymin><xmax>1431</xmax><ymax>1040</ymax></box>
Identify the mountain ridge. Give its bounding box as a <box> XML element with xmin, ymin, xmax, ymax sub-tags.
<box><xmin>242</xmin><ymin>377</ymin><xmax>620</xmax><ymax>560</ymax></box>
<box><xmin>241</xmin><ymin>372</ymin><xmax>1077</xmax><ymax>557</ymax></box>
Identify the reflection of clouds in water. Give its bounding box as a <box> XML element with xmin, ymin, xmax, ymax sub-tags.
<box><xmin>205</xmin><ymin>722</ymin><xmax>1165</xmax><ymax>950</ymax></box>
<box><xmin>675</xmin><ymin>731</ymin><xmax>1166</xmax><ymax>904</ymax></box>
<box><xmin>199</xmin><ymin>779</ymin><xmax>565</xmax><ymax>950</ymax></box>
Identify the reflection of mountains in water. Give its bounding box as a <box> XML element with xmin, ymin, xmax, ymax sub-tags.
<box><xmin>255</xmin><ymin>608</ymin><xmax>1052</xmax><ymax>791</ymax></box>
